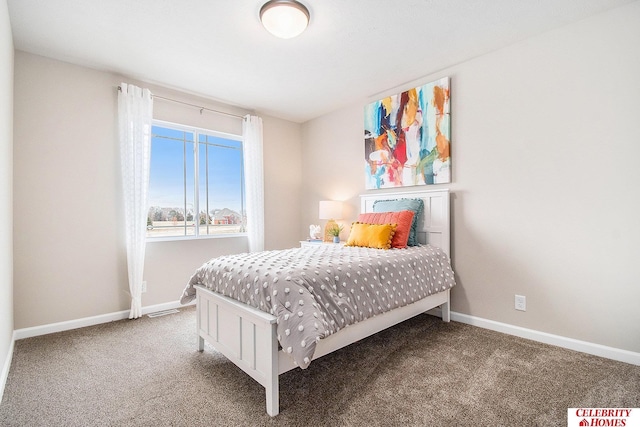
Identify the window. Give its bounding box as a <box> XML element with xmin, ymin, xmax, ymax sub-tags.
<box><xmin>147</xmin><ymin>121</ymin><xmax>245</xmax><ymax>239</ymax></box>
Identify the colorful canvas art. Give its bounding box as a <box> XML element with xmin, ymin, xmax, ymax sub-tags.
<box><xmin>364</xmin><ymin>77</ymin><xmax>451</xmax><ymax>189</ymax></box>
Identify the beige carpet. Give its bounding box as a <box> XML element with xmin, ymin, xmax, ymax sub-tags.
<box><xmin>1</xmin><ymin>306</ymin><xmax>638</xmax><ymax>426</ymax></box>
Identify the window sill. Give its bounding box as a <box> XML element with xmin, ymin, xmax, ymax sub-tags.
<box><xmin>146</xmin><ymin>233</ymin><xmax>248</xmax><ymax>243</ymax></box>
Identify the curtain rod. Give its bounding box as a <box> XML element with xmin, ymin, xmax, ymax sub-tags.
<box><xmin>117</xmin><ymin>86</ymin><xmax>245</xmax><ymax>120</ymax></box>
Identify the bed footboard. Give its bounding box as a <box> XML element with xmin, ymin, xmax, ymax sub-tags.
<box><xmin>196</xmin><ymin>285</ymin><xmax>451</xmax><ymax>417</ymax></box>
<box><xmin>196</xmin><ymin>285</ymin><xmax>281</xmax><ymax>416</ymax></box>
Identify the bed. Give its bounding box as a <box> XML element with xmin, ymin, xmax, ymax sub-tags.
<box><xmin>180</xmin><ymin>189</ymin><xmax>454</xmax><ymax>416</ymax></box>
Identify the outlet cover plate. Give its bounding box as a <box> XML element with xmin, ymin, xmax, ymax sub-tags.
<box><xmin>515</xmin><ymin>294</ymin><xmax>526</xmax><ymax>311</ymax></box>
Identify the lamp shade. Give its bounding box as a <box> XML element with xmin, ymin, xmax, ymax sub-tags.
<box><xmin>260</xmin><ymin>0</ymin><xmax>310</xmax><ymax>39</ymax></box>
<box><xmin>319</xmin><ymin>200</ymin><xmax>342</xmax><ymax>220</ymax></box>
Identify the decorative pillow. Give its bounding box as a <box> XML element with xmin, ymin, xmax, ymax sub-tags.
<box><xmin>345</xmin><ymin>223</ymin><xmax>397</xmax><ymax>250</ymax></box>
<box><xmin>372</xmin><ymin>198</ymin><xmax>424</xmax><ymax>246</ymax></box>
<box><xmin>357</xmin><ymin>210</ymin><xmax>415</xmax><ymax>249</ymax></box>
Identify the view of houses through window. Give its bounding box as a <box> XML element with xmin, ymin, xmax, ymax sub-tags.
<box><xmin>147</xmin><ymin>121</ymin><xmax>246</xmax><ymax>238</ymax></box>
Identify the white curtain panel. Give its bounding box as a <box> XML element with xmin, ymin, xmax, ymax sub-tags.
<box><xmin>243</xmin><ymin>115</ymin><xmax>265</xmax><ymax>252</ymax></box>
<box><xmin>118</xmin><ymin>83</ymin><xmax>153</xmax><ymax>319</ymax></box>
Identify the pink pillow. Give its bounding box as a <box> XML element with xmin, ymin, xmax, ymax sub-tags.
<box><xmin>356</xmin><ymin>210</ymin><xmax>415</xmax><ymax>248</ymax></box>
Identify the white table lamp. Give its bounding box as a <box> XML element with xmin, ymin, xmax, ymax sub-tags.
<box><xmin>319</xmin><ymin>200</ymin><xmax>343</xmax><ymax>242</ymax></box>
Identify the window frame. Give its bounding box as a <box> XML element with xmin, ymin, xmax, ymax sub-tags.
<box><xmin>146</xmin><ymin>119</ymin><xmax>246</xmax><ymax>242</ymax></box>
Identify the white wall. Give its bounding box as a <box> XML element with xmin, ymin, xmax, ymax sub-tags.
<box><xmin>13</xmin><ymin>52</ymin><xmax>303</xmax><ymax>328</ymax></box>
<box><xmin>301</xmin><ymin>107</ymin><xmax>363</xmax><ymax>242</ymax></box>
<box><xmin>262</xmin><ymin>115</ymin><xmax>303</xmax><ymax>249</ymax></box>
<box><xmin>301</xmin><ymin>2</ymin><xmax>640</xmax><ymax>353</ymax></box>
<box><xmin>0</xmin><ymin>0</ymin><xmax>14</xmax><ymax>400</ymax></box>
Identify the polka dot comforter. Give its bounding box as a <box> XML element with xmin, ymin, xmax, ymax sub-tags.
<box><xmin>180</xmin><ymin>244</ymin><xmax>456</xmax><ymax>369</ymax></box>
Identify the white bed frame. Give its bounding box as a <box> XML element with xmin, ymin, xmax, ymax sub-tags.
<box><xmin>195</xmin><ymin>189</ymin><xmax>451</xmax><ymax>416</ymax></box>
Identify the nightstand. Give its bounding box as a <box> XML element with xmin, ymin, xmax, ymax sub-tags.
<box><xmin>300</xmin><ymin>240</ymin><xmax>344</xmax><ymax>248</ymax></box>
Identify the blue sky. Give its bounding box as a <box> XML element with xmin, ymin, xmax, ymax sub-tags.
<box><xmin>148</xmin><ymin>125</ymin><xmax>244</xmax><ymax>214</ymax></box>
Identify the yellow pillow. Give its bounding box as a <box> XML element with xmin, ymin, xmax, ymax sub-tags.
<box><xmin>345</xmin><ymin>222</ymin><xmax>397</xmax><ymax>250</ymax></box>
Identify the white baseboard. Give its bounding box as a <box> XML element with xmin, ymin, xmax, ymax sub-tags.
<box><xmin>13</xmin><ymin>300</ymin><xmax>195</xmax><ymax>341</ymax></box>
<box><xmin>0</xmin><ymin>335</ymin><xmax>15</xmax><ymax>404</ymax></box>
<box><xmin>449</xmin><ymin>311</ymin><xmax>640</xmax><ymax>366</ymax></box>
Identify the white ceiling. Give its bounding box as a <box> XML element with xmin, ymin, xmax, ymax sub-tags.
<box><xmin>7</xmin><ymin>0</ymin><xmax>634</xmax><ymax>123</ymax></box>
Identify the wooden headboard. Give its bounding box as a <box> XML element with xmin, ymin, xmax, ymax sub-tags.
<box><xmin>360</xmin><ymin>189</ymin><xmax>451</xmax><ymax>257</ymax></box>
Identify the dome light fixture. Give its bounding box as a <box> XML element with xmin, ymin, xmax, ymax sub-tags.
<box><xmin>260</xmin><ymin>0</ymin><xmax>310</xmax><ymax>39</ymax></box>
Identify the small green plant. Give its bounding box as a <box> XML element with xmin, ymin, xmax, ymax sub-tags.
<box><xmin>327</xmin><ymin>224</ymin><xmax>344</xmax><ymax>237</ymax></box>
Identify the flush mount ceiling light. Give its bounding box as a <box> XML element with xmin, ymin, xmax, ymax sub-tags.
<box><xmin>260</xmin><ymin>0</ymin><xmax>310</xmax><ymax>39</ymax></box>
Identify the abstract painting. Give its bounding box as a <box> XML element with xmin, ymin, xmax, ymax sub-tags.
<box><xmin>364</xmin><ymin>77</ymin><xmax>451</xmax><ymax>189</ymax></box>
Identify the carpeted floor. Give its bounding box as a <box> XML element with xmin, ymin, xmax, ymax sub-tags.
<box><xmin>1</xmin><ymin>306</ymin><xmax>638</xmax><ymax>426</ymax></box>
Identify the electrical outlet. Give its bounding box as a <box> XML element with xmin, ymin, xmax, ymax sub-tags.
<box><xmin>142</xmin><ymin>281</ymin><xmax>147</xmax><ymax>293</ymax></box>
<box><xmin>515</xmin><ymin>294</ymin><xmax>526</xmax><ymax>311</ymax></box>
